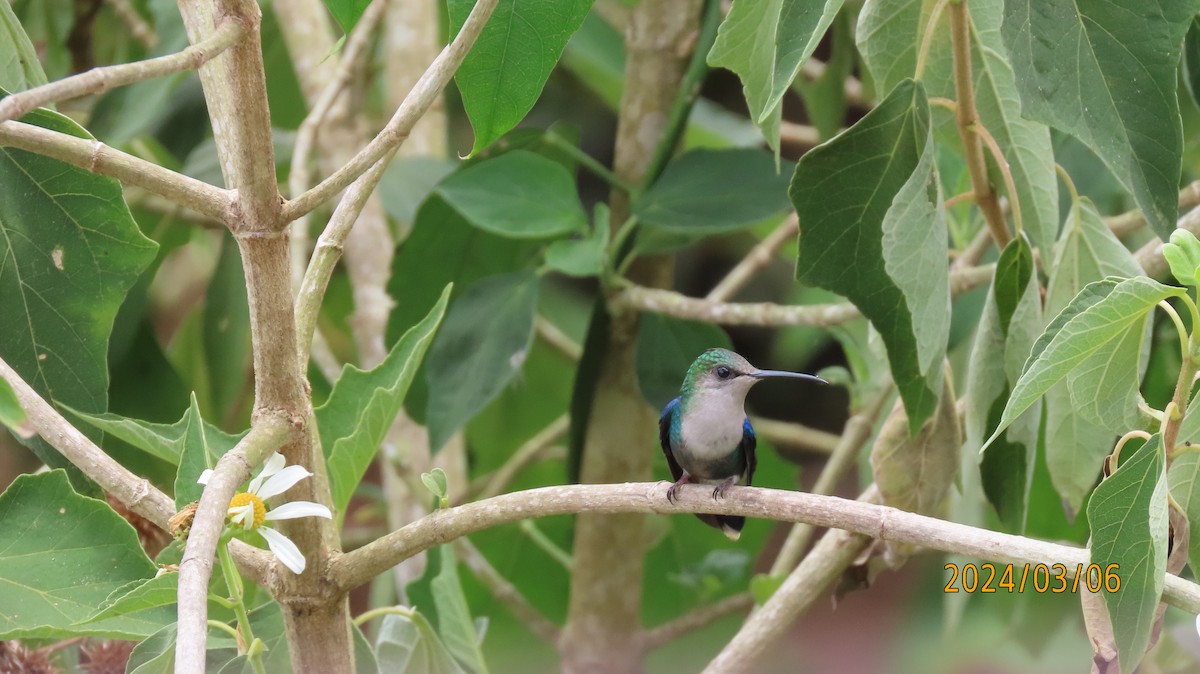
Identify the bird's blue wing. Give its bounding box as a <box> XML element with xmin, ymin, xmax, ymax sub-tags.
<box><xmin>659</xmin><ymin>397</ymin><xmax>684</xmax><ymax>482</ymax></box>
<box><xmin>742</xmin><ymin>418</ymin><xmax>757</xmax><ymax>487</ymax></box>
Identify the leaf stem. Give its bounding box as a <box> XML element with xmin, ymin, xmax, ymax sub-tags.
<box><xmin>1159</xmin><ymin>300</ymin><xmax>1190</xmax><ymax>364</ymax></box>
<box><xmin>544</xmin><ymin>131</ymin><xmax>636</xmax><ymax>193</ymax></box>
<box><xmin>208</xmin><ymin>619</ymin><xmax>242</xmax><ymax>641</ymax></box>
<box><xmin>352</xmin><ymin>605</ymin><xmax>415</xmax><ymax>628</ymax></box>
<box><xmin>970</xmin><ymin>121</ymin><xmax>1024</xmax><ymax>238</ymax></box>
<box><xmin>913</xmin><ymin>0</ymin><xmax>950</xmax><ymax>81</ymax></box>
<box><xmin>217</xmin><ymin>540</ymin><xmax>260</xmax><ymax>662</ymax></box>
<box><xmin>1055</xmin><ymin>164</ymin><xmax>1080</xmax><ymax>210</ymax></box>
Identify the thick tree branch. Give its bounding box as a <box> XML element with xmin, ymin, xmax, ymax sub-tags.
<box><xmin>0</xmin><ymin>120</ymin><xmax>231</xmax><ymax>220</ymax></box>
<box><xmin>0</xmin><ymin>18</ymin><xmax>242</xmax><ymax>123</ymax></box>
<box><xmin>281</xmin><ymin>0</ymin><xmax>501</xmax><ymax>222</ymax></box>
<box><xmin>0</xmin><ymin>356</ymin><xmax>271</xmax><ymax>582</ymax></box>
<box><xmin>176</xmin><ymin>416</ymin><xmax>293</xmax><ymax>674</ymax></box>
<box><xmin>330</xmin><ymin>482</ymin><xmax>1200</xmax><ymax>618</ymax></box>
<box><xmin>615</xmin><ymin>264</ymin><xmax>993</xmax><ymax>327</ymax></box>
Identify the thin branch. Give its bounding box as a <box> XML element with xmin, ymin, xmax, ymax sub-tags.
<box><xmin>0</xmin><ymin>120</ymin><xmax>232</xmax><ymax>220</ymax></box>
<box><xmin>1109</xmin><ymin>179</ymin><xmax>1200</xmax><ymax>238</ymax></box>
<box><xmin>282</xmin><ymin>0</ymin><xmax>502</xmax><ymax>222</ymax></box>
<box><xmin>329</xmin><ymin>481</ymin><xmax>1200</xmax><ymax>617</ymax></box>
<box><xmin>747</xmin><ymin>416</ymin><xmax>839</xmax><ymax>456</ymax></box>
<box><xmin>641</xmin><ymin>593</ymin><xmax>754</xmax><ymax>650</ymax></box>
<box><xmin>613</xmin><ymin>264</ymin><xmax>994</xmax><ymax>327</ymax></box>
<box><xmin>286</xmin><ymin>0</ymin><xmax>388</xmax><ymax>291</ymax></box>
<box><xmin>705</xmin><ymin>488</ymin><xmax>880</xmax><ymax>674</ymax></box>
<box><xmin>706</xmin><ymin>214</ymin><xmax>798</xmax><ymax>302</ymax></box>
<box><xmin>778</xmin><ymin>121</ymin><xmax>822</xmax><ymax>147</ymax></box>
<box><xmin>769</xmin><ymin>385</ymin><xmax>892</xmax><ymax>576</ymax></box>
<box><xmin>0</xmin><ymin>355</ymin><xmax>272</xmax><ymax>585</ymax></box>
<box><xmin>951</xmin><ymin>226</ymin><xmax>993</xmax><ymax>271</ymax></box>
<box><xmin>535</xmin><ymin>316</ymin><xmax>582</xmax><ymax>361</ymax></box>
<box><xmin>472</xmin><ymin>415</ymin><xmax>570</xmax><ymax>501</ymax></box>
<box><xmin>176</xmin><ymin>415</ymin><xmax>293</xmax><ymax>674</ymax></box>
<box><xmin>104</xmin><ymin>0</ymin><xmax>158</xmax><ymax>49</ymax></box>
<box><xmin>948</xmin><ymin>1</ymin><xmax>1010</xmax><ymax>249</ymax></box>
<box><xmin>123</xmin><ymin>188</ymin><xmax>225</xmax><ymax>229</ymax></box>
<box><xmin>0</xmin><ymin>19</ymin><xmax>243</xmax><ymax>124</ymax></box>
<box><xmin>454</xmin><ymin>538</ymin><xmax>562</xmax><ymax>644</ymax></box>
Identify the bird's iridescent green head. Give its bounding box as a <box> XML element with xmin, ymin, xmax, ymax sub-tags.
<box><xmin>679</xmin><ymin>348</ymin><xmax>826</xmax><ymax>400</ymax></box>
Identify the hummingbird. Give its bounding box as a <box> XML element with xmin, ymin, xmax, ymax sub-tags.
<box><xmin>659</xmin><ymin>348</ymin><xmax>826</xmax><ymax>540</ymax></box>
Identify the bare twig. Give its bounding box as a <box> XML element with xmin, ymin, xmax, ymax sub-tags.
<box><xmin>614</xmin><ymin>264</ymin><xmax>994</xmax><ymax>327</ymax></box>
<box><xmin>705</xmin><ymin>487</ymin><xmax>880</xmax><ymax>673</ymax></box>
<box><xmin>473</xmin><ymin>415</ymin><xmax>570</xmax><ymax>501</ymax></box>
<box><xmin>535</xmin><ymin>316</ymin><xmax>583</xmax><ymax>362</ymax></box>
<box><xmin>951</xmin><ymin>226</ymin><xmax>993</xmax><ymax>271</ymax></box>
<box><xmin>1110</xmin><ymin>180</ymin><xmax>1200</xmax><ymax>238</ymax></box>
<box><xmin>706</xmin><ymin>214</ymin><xmax>798</xmax><ymax>302</ymax></box>
<box><xmin>454</xmin><ymin>538</ymin><xmax>562</xmax><ymax>643</ymax></box>
<box><xmin>747</xmin><ymin>416</ymin><xmax>839</xmax><ymax>456</ymax></box>
<box><xmin>778</xmin><ymin>122</ymin><xmax>821</xmax><ymax>147</ymax></box>
<box><xmin>640</xmin><ymin>593</ymin><xmax>754</xmax><ymax>650</ymax></box>
<box><xmin>328</xmin><ymin>481</ymin><xmax>1200</xmax><ymax>617</ymax></box>
<box><xmin>103</xmin><ymin>0</ymin><xmax>158</xmax><ymax>49</ymax></box>
<box><xmin>0</xmin><ymin>120</ymin><xmax>231</xmax><ymax>220</ymax></box>
<box><xmin>282</xmin><ymin>0</ymin><xmax>502</xmax><ymax>222</ymax></box>
<box><xmin>176</xmin><ymin>416</ymin><xmax>293</xmax><ymax>673</ymax></box>
<box><xmin>0</xmin><ymin>19</ymin><xmax>242</xmax><ymax>124</ymax></box>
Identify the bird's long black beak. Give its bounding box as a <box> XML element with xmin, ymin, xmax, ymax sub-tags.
<box><xmin>749</xmin><ymin>369</ymin><xmax>828</xmax><ymax>384</ymax></box>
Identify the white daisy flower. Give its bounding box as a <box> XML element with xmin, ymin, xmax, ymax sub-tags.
<box><xmin>198</xmin><ymin>452</ymin><xmax>332</xmax><ymax>574</ymax></box>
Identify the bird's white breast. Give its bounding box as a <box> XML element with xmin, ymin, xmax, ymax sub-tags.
<box><xmin>678</xmin><ymin>404</ymin><xmax>745</xmax><ymax>462</ymax></box>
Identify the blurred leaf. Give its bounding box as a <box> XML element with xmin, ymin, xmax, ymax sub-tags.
<box><xmin>77</xmin><ymin>573</ymin><xmax>178</xmax><ymax>626</ymax></box>
<box><xmin>561</xmin><ymin>12</ymin><xmax>624</xmax><ymax>107</ymax></box>
<box><xmin>667</xmin><ymin>549</ymin><xmax>750</xmax><ymax>600</ymax></box>
<box><xmin>436</xmin><ymin>150</ymin><xmax>587</xmax><ymax>239</ymax></box>
<box><xmin>968</xmin><ymin>237</ymin><xmax>1042</xmax><ymax>531</ymax></box>
<box><xmin>1044</xmin><ymin>199</ymin><xmax>1139</xmax><ymax>514</ymax></box>
<box><xmin>124</xmin><ymin>623</ymin><xmax>235</xmax><ymax>674</ymax></box>
<box><xmin>203</xmin><ymin>234</ymin><xmax>250</xmax><ymax>421</ymax></box>
<box><xmin>0</xmin><ymin>471</ymin><xmax>163</xmax><ymax>639</ymax></box>
<box><xmin>449</xmin><ymin>0</ymin><xmax>595</xmax><ymax>154</ymax></box>
<box><xmin>1002</xmin><ymin>0</ymin><xmax>1194</xmax><ymax>238</ymax></box>
<box><xmin>983</xmin><ymin>277</ymin><xmax>1182</xmax><ymax>451</ymax></box>
<box><xmin>1088</xmin><ymin>435</ymin><xmax>1168</xmax><ymax>674</ymax></box>
<box><xmin>0</xmin><ymin>99</ymin><xmax>158</xmax><ymax>476</ymax></box>
<box><xmin>1167</xmin><ymin>445</ymin><xmax>1200</xmax><ymax>574</ymax></box>
<box><xmin>316</xmin><ymin>285</ymin><xmax>451</xmax><ymax>517</ymax></box>
<box><xmin>545</xmin><ymin>204</ymin><xmax>609</xmax><ymax>278</ymax></box>
<box><xmin>1185</xmin><ymin>17</ymin><xmax>1200</xmax><ymax>108</ymax></box>
<box><xmin>707</xmin><ymin>0</ymin><xmax>842</xmax><ymax>149</ymax></box>
<box><xmin>375</xmin><ymin>610</ymin><xmax>467</xmax><ymax>674</ymax></box>
<box><xmin>0</xmin><ymin>376</ymin><xmax>30</xmax><ymax>437</ymax></box>
<box><xmin>379</xmin><ymin>157</ymin><xmax>457</xmax><ymax>231</ymax></box>
<box><xmin>792</xmin><ymin>78</ymin><xmax>948</xmax><ymax>433</ymax></box>
<box><xmin>323</xmin><ymin>0</ymin><xmax>371</xmax><ymax>33</ymax></box>
<box><xmin>0</xmin><ymin>0</ymin><xmax>46</xmax><ymax>91</ymax></box>
<box><xmin>857</xmin><ymin>0</ymin><xmax>952</xmax><ymax>98</ymax></box>
<box><xmin>425</xmin><ymin>271</ymin><xmax>539</xmax><ymax>452</ymax></box>
<box><xmin>792</xmin><ymin>13</ymin><xmax>851</xmax><ymax>140</ymax></box>
<box><xmin>431</xmin><ymin>546</ymin><xmax>489</xmax><ymax>674</ymax></box>
<box><xmin>567</xmin><ymin>298</ymin><xmax>609</xmax><ymax>484</ymax></box>
<box><xmin>635</xmin><ymin>314</ymin><xmax>732</xmax><ymax>410</ymax></box>
<box><xmin>174</xmin><ymin>394</ymin><xmax>242</xmax><ymax>509</ymax></box>
<box><xmin>749</xmin><ymin>573</ymin><xmax>784</xmax><ymax>605</ymax></box>
<box><xmin>634</xmin><ymin>148</ymin><xmax>793</xmax><ymax>235</ymax></box>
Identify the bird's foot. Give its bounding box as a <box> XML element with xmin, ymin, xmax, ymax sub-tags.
<box><xmin>667</xmin><ymin>474</ymin><xmax>693</xmax><ymax>503</ymax></box>
<box><xmin>712</xmin><ymin>476</ymin><xmax>739</xmax><ymax>499</ymax></box>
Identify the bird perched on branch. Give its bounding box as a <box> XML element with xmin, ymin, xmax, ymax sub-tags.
<box><xmin>659</xmin><ymin>348</ymin><xmax>826</xmax><ymax>540</ymax></box>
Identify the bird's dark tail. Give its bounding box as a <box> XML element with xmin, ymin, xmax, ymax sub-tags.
<box><xmin>696</xmin><ymin>514</ymin><xmax>744</xmax><ymax>541</ymax></box>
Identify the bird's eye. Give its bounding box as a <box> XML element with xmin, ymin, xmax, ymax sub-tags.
<box><xmin>716</xmin><ymin>366</ymin><xmax>732</xmax><ymax>379</ymax></box>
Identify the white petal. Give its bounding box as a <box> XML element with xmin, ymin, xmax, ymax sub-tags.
<box><xmin>247</xmin><ymin>452</ymin><xmax>286</xmax><ymax>494</ymax></box>
<box><xmin>1195</xmin><ymin>613</ymin><xmax>1200</xmax><ymax>638</ymax></box>
<box><xmin>197</xmin><ymin>469</ymin><xmax>213</xmax><ymax>485</ymax></box>
<box><xmin>261</xmin><ymin>526</ymin><xmax>306</xmax><ymax>574</ymax></box>
<box><xmin>256</xmin><ymin>465</ymin><xmax>312</xmax><ymax>500</ymax></box>
<box><xmin>228</xmin><ymin>504</ymin><xmax>255</xmax><ymax>529</ymax></box>
<box><xmin>266</xmin><ymin>501</ymin><xmax>332</xmax><ymax>521</ymax></box>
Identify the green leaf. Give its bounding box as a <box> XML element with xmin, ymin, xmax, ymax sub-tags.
<box><xmin>431</xmin><ymin>546</ymin><xmax>489</xmax><ymax>674</ymax></box>
<box><xmin>0</xmin><ymin>376</ymin><xmax>30</xmax><ymax>437</ymax></box>
<box><xmin>1042</xmin><ymin>200</ymin><xmax>1141</xmax><ymax>514</ymax></box>
<box><xmin>633</xmin><ymin>148</ymin><xmax>794</xmax><ymax>234</ymax></box>
<box><xmin>375</xmin><ymin>610</ymin><xmax>467</xmax><ymax>674</ymax></box>
<box><xmin>791</xmin><ymin>78</ymin><xmax>948</xmax><ymax>433</ymax></box>
<box><xmin>0</xmin><ymin>99</ymin><xmax>158</xmax><ymax>471</ymax></box>
<box><xmin>379</xmin><ymin>157</ymin><xmax>457</xmax><ymax>231</ymax></box>
<box><xmin>983</xmin><ymin>277</ymin><xmax>1182</xmax><ymax>450</ymax></box>
<box><xmin>448</xmin><ymin>0</ymin><xmax>595</xmax><ymax>154</ymax></box>
<box><xmin>544</xmin><ymin>204</ymin><xmax>609</xmax><ymax>278</ymax></box>
<box><xmin>1088</xmin><ymin>435</ymin><xmax>1169</xmax><ymax>674</ymax></box>
<box><xmin>1168</xmin><ymin>450</ymin><xmax>1200</xmax><ymax>575</ymax></box>
<box><xmin>64</xmin><ymin>397</ymin><xmax>239</xmax><ymax>468</ymax></box>
<box><xmin>316</xmin><ymin>285</ymin><xmax>451</xmax><ymax>516</ymax></box>
<box><xmin>707</xmin><ymin>0</ymin><xmax>842</xmax><ymax>148</ymax></box>
<box><xmin>436</xmin><ymin>150</ymin><xmax>588</xmax><ymax>239</ymax></box>
<box><xmin>322</xmin><ymin>0</ymin><xmax>371</xmax><ymax>33</ymax></box>
<box><xmin>792</xmin><ymin>13</ymin><xmax>852</xmax><ymax>140</ymax></box>
<box><xmin>634</xmin><ymin>314</ymin><xmax>732</xmax><ymax>410</ymax></box>
<box><xmin>0</xmin><ymin>0</ymin><xmax>47</xmax><ymax>91</ymax></box>
<box><xmin>0</xmin><ymin>471</ymin><xmax>163</xmax><ymax>639</ymax></box>
<box><xmin>858</xmin><ymin>0</ymin><xmax>1058</xmax><ymax>251</ymax></box>
<box><xmin>203</xmin><ymin>234</ymin><xmax>250</xmax><ymax>420</ymax></box>
<box><xmin>76</xmin><ymin>572</ymin><xmax>178</xmax><ymax>626</ymax></box>
<box><xmin>872</xmin><ymin>370</ymin><xmax>960</xmax><ymax>516</ymax></box>
<box><xmin>425</xmin><ymin>271</ymin><xmax>539</xmax><ymax>452</ymax></box>
<box><xmin>1002</xmin><ymin>0</ymin><xmax>1196</xmax><ymax>238</ymax></box>
<box><xmin>174</xmin><ymin>394</ymin><xmax>243</xmax><ymax>509</ymax></box>
<box><xmin>968</xmin><ymin>237</ymin><xmax>1042</xmax><ymax>531</ymax></box>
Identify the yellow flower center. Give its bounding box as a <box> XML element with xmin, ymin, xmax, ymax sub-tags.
<box><xmin>228</xmin><ymin>492</ymin><xmax>267</xmax><ymax>530</ymax></box>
